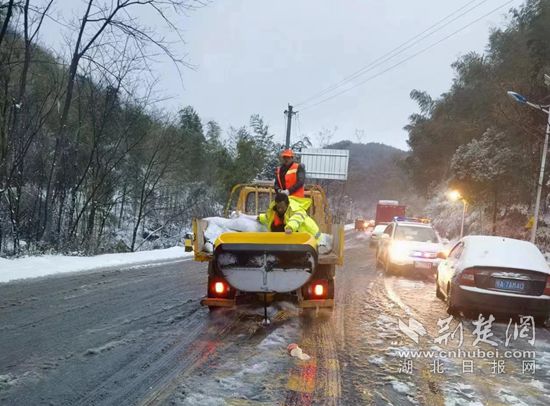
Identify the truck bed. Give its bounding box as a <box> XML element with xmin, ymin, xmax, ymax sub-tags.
<box><xmin>193</xmin><ymin>218</ymin><xmax>344</xmax><ymax>265</ymax></box>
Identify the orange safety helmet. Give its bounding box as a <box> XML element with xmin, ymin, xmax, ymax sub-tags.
<box><xmin>280</xmin><ymin>148</ymin><xmax>294</xmax><ymax>158</ymax></box>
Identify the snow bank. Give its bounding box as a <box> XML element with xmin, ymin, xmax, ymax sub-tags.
<box><xmin>0</xmin><ymin>246</ymin><xmax>192</xmax><ymax>284</ymax></box>
<box><xmin>344</xmin><ymin>223</ymin><xmax>354</xmax><ymax>231</ymax></box>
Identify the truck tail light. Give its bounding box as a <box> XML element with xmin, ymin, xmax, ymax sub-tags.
<box><xmin>307</xmin><ymin>280</ymin><xmax>328</xmax><ymax>299</ymax></box>
<box><xmin>459</xmin><ymin>268</ymin><xmax>476</xmax><ymax>287</ymax></box>
<box><xmin>214</xmin><ymin>282</ymin><xmax>225</xmax><ymax>294</ymax></box>
<box><xmin>314</xmin><ymin>284</ymin><xmax>324</xmax><ymax>297</ymax></box>
<box><xmin>544</xmin><ymin>276</ymin><xmax>550</xmax><ymax>296</ymax></box>
<box><xmin>209</xmin><ymin>278</ymin><xmax>231</xmax><ymax>298</ymax></box>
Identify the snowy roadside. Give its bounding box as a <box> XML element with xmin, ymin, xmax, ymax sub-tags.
<box><xmin>1</xmin><ymin>225</ymin><xmax>355</xmax><ymax>284</ymax></box>
<box><xmin>0</xmin><ymin>246</ymin><xmax>193</xmax><ymax>284</ymax></box>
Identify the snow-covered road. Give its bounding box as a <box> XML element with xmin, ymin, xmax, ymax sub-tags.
<box><xmin>0</xmin><ymin>231</ymin><xmax>549</xmax><ymax>405</ymax></box>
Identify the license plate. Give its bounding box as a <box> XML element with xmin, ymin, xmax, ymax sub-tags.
<box><xmin>414</xmin><ymin>261</ymin><xmax>432</xmax><ymax>270</ymax></box>
<box><xmin>494</xmin><ymin>278</ymin><xmax>526</xmax><ymax>292</ymax></box>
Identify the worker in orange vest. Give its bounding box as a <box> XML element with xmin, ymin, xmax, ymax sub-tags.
<box><xmin>274</xmin><ymin>148</ymin><xmax>306</xmax><ymax>198</ymax></box>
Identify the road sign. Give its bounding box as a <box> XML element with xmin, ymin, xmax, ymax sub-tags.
<box><xmin>298</xmin><ymin>148</ymin><xmax>349</xmax><ymax>180</ymax></box>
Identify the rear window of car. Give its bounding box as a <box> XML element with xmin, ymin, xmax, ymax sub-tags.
<box><xmin>395</xmin><ymin>225</ymin><xmax>438</xmax><ymax>243</ymax></box>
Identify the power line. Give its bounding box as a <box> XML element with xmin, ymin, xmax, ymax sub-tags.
<box><xmin>299</xmin><ymin>0</ymin><xmax>515</xmax><ymax>112</ymax></box>
<box><xmin>294</xmin><ymin>0</ymin><xmax>490</xmax><ymax>108</ymax></box>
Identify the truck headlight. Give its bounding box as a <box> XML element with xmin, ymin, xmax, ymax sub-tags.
<box><xmin>389</xmin><ymin>243</ymin><xmax>410</xmax><ymax>261</ymax></box>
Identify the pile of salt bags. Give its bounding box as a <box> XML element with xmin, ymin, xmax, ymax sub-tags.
<box><xmin>202</xmin><ymin>212</ymin><xmax>334</xmax><ymax>254</ymax></box>
<box><xmin>203</xmin><ymin>213</ymin><xmax>267</xmax><ymax>252</ymax></box>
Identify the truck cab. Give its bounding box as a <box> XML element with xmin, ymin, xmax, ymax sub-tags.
<box><xmin>375</xmin><ymin>200</ymin><xmax>406</xmax><ymax>225</ymax></box>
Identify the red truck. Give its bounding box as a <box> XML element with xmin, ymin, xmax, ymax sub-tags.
<box><xmin>375</xmin><ymin>200</ymin><xmax>406</xmax><ymax>225</ymax></box>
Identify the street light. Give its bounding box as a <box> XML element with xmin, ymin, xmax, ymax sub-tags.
<box><xmin>507</xmin><ymin>90</ymin><xmax>550</xmax><ymax>244</ymax></box>
<box><xmin>447</xmin><ymin>190</ymin><xmax>466</xmax><ymax>238</ymax></box>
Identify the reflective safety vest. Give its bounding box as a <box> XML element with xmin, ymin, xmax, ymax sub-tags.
<box><xmin>271</xmin><ymin>212</ymin><xmax>285</xmax><ymax>232</ymax></box>
<box><xmin>276</xmin><ymin>162</ymin><xmax>304</xmax><ymax>197</ymax></box>
<box><xmin>258</xmin><ymin>197</ymin><xmax>321</xmax><ymax>242</ymax></box>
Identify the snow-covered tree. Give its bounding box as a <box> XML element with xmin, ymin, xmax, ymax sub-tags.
<box><xmin>450</xmin><ymin>128</ymin><xmax>529</xmax><ymax>234</ymax></box>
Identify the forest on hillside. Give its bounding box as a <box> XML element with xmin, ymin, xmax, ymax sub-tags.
<box><xmin>3</xmin><ymin>0</ymin><xmax>550</xmax><ymax>256</ymax></box>
<box><xmin>0</xmin><ymin>1</ymin><xmax>420</xmax><ymax>258</ymax></box>
<box><xmin>405</xmin><ymin>0</ymin><xmax>550</xmax><ymax>243</ymax></box>
<box><xmin>325</xmin><ymin>141</ymin><xmax>425</xmax><ymax>219</ymax></box>
<box><xmin>0</xmin><ymin>1</ymin><xmax>299</xmax><ymax>256</ymax></box>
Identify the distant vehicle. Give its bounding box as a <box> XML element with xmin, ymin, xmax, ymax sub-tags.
<box><xmin>375</xmin><ymin>200</ymin><xmax>406</xmax><ymax>225</ymax></box>
<box><xmin>436</xmin><ymin>236</ymin><xmax>550</xmax><ymax>325</ymax></box>
<box><xmin>184</xmin><ymin>232</ymin><xmax>194</xmax><ymax>252</ymax></box>
<box><xmin>369</xmin><ymin>224</ymin><xmax>388</xmax><ymax>247</ymax></box>
<box><xmin>355</xmin><ymin>218</ymin><xmax>366</xmax><ymax>231</ymax></box>
<box><xmin>376</xmin><ymin>217</ymin><xmax>445</xmax><ymax>274</ymax></box>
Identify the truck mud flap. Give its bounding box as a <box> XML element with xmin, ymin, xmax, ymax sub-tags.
<box><xmin>200</xmin><ymin>297</ymin><xmax>236</xmax><ymax>308</ymax></box>
<box><xmin>298</xmin><ymin>298</ymin><xmax>335</xmax><ymax>308</ymax></box>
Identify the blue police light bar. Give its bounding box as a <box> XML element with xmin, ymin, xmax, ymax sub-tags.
<box><xmin>394</xmin><ymin>216</ymin><xmax>431</xmax><ymax>224</ymax></box>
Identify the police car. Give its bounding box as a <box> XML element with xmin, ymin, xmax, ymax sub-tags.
<box><xmin>376</xmin><ymin>217</ymin><xmax>446</xmax><ymax>275</ymax></box>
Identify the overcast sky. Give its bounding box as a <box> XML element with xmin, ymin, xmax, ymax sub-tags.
<box><xmin>42</xmin><ymin>0</ymin><xmax>525</xmax><ymax>150</ymax></box>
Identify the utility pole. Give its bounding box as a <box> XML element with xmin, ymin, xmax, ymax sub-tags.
<box><xmin>460</xmin><ymin>199</ymin><xmax>467</xmax><ymax>239</ymax></box>
<box><xmin>531</xmin><ymin>109</ymin><xmax>550</xmax><ymax>243</ymax></box>
<box><xmin>507</xmin><ymin>79</ymin><xmax>550</xmax><ymax>244</ymax></box>
<box><xmin>284</xmin><ymin>104</ymin><xmax>296</xmax><ymax>148</ymax></box>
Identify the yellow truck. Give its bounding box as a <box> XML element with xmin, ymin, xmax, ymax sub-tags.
<box><xmin>192</xmin><ymin>181</ymin><xmax>344</xmax><ymax>311</ymax></box>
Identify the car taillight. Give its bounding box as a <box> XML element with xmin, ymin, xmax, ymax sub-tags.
<box><xmin>459</xmin><ymin>268</ymin><xmax>476</xmax><ymax>287</ymax></box>
<box><xmin>544</xmin><ymin>276</ymin><xmax>550</xmax><ymax>296</ymax></box>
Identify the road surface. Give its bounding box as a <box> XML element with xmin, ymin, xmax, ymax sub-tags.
<box><xmin>1</xmin><ymin>232</ymin><xmax>549</xmax><ymax>405</ymax></box>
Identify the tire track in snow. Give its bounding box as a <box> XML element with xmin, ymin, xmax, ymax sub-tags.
<box><xmin>383</xmin><ymin>274</ymin><xmax>550</xmax><ymax>405</ymax></box>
